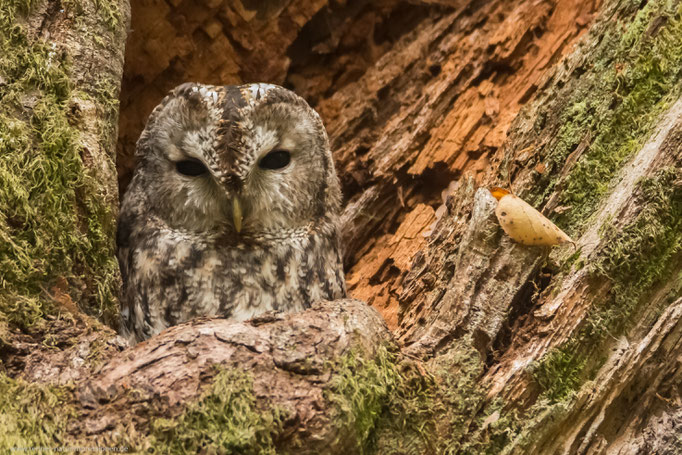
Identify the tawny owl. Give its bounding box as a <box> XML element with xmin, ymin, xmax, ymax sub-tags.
<box><xmin>117</xmin><ymin>83</ymin><xmax>346</xmax><ymax>343</ymax></box>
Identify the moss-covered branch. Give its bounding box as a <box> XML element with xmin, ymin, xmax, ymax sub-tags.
<box><xmin>0</xmin><ymin>0</ymin><xmax>126</xmax><ymax>335</ymax></box>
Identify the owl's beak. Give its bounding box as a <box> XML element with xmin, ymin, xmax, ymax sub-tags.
<box><xmin>232</xmin><ymin>196</ymin><xmax>243</xmax><ymax>233</ymax></box>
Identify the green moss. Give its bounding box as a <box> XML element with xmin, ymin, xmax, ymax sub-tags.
<box><xmin>529</xmin><ymin>340</ymin><xmax>584</xmax><ymax>404</ymax></box>
<box><xmin>327</xmin><ymin>344</ymin><xmax>405</xmax><ymax>452</ymax></box>
<box><xmin>150</xmin><ymin>368</ymin><xmax>287</xmax><ymax>455</ymax></box>
<box><xmin>531</xmin><ymin>1</ymin><xmax>682</xmax><ymax>235</ymax></box>
<box><xmin>325</xmin><ymin>339</ymin><xmax>523</xmax><ymax>454</ymax></box>
<box><xmin>0</xmin><ymin>373</ymin><xmax>75</xmax><ymax>449</ymax></box>
<box><xmin>584</xmin><ymin>166</ymin><xmax>682</xmax><ymax>345</ymax></box>
<box><xmin>91</xmin><ymin>77</ymin><xmax>122</xmax><ymax>149</ymax></box>
<box><xmin>62</xmin><ymin>0</ymin><xmax>122</xmax><ymax>30</ymax></box>
<box><xmin>2</xmin><ymin>0</ymin><xmax>40</xmax><ymax>17</ymax></box>
<box><xmin>432</xmin><ymin>347</ymin><xmax>509</xmax><ymax>455</ymax></box>
<box><xmin>327</xmin><ymin>343</ymin><xmax>438</xmax><ymax>453</ymax></box>
<box><xmin>0</xmin><ymin>2</ymin><xmax>119</xmax><ymax>328</ymax></box>
<box><xmin>92</xmin><ymin>0</ymin><xmax>122</xmax><ymax>29</ymax></box>
<box><xmin>595</xmin><ymin>168</ymin><xmax>682</xmax><ymax>305</ymax></box>
<box><xmin>526</xmin><ymin>165</ymin><xmax>681</xmax><ymax>435</ymax></box>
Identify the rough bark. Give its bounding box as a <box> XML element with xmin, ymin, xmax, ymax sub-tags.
<box><xmin>398</xmin><ymin>183</ymin><xmax>547</xmax><ymax>359</ymax></box>
<box><xmin>385</xmin><ymin>0</ymin><xmax>682</xmax><ymax>451</ymax></box>
<box><xmin>74</xmin><ymin>300</ymin><xmax>392</xmax><ymax>452</ymax></box>
<box><xmin>2</xmin><ymin>0</ymin><xmax>682</xmax><ymax>453</ymax></box>
<box><xmin>329</xmin><ymin>0</ymin><xmax>600</xmax><ymax>329</ymax></box>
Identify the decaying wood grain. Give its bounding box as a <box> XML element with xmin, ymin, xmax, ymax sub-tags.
<box><xmin>326</xmin><ymin>0</ymin><xmax>599</xmax><ymax>326</ymax></box>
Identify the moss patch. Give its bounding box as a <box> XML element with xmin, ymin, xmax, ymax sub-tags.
<box><xmin>426</xmin><ymin>341</ymin><xmax>517</xmax><ymax>455</ymax></box>
<box><xmin>529</xmin><ymin>339</ymin><xmax>586</xmax><ymax>405</ymax></box>
<box><xmin>326</xmin><ymin>339</ymin><xmax>522</xmax><ymax>454</ymax></box>
<box><xmin>327</xmin><ymin>344</ymin><xmax>400</xmax><ymax>451</ymax></box>
<box><xmin>0</xmin><ymin>373</ymin><xmax>75</xmax><ymax>450</ymax></box>
<box><xmin>530</xmin><ymin>0</ymin><xmax>682</xmax><ymax>235</ymax></box>
<box><xmin>523</xmin><ymin>0</ymin><xmax>682</xmax><ymax>401</ymax></box>
<box><xmin>149</xmin><ymin>369</ymin><xmax>287</xmax><ymax>455</ymax></box>
<box><xmin>62</xmin><ymin>0</ymin><xmax>123</xmax><ymax>30</ymax></box>
<box><xmin>328</xmin><ymin>344</ymin><xmax>435</xmax><ymax>453</ymax></box>
<box><xmin>0</xmin><ymin>1</ymin><xmax>119</xmax><ymax>329</ymax></box>
<box><xmin>594</xmin><ymin>167</ymin><xmax>682</xmax><ymax>310</ymax></box>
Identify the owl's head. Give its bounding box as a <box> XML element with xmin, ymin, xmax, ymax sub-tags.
<box><xmin>132</xmin><ymin>83</ymin><xmax>342</xmax><ymax>237</ymax></box>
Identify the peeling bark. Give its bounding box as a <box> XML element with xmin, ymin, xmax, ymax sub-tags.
<box><xmin>525</xmin><ymin>298</ymin><xmax>682</xmax><ymax>454</ymax></box>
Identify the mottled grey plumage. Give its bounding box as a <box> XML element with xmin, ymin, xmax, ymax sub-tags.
<box><xmin>117</xmin><ymin>83</ymin><xmax>346</xmax><ymax>343</ymax></box>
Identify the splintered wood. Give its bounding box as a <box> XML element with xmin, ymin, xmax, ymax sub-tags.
<box><xmin>319</xmin><ymin>0</ymin><xmax>598</xmax><ymax>323</ymax></box>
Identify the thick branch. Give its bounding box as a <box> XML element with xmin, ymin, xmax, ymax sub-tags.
<box><xmin>74</xmin><ymin>300</ymin><xmax>392</xmax><ymax>451</ymax></box>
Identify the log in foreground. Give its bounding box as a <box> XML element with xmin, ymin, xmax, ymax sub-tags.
<box><xmin>75</xmin><ymin>299</ymin><xmax>392</xmax><ymax>452</ymax></box>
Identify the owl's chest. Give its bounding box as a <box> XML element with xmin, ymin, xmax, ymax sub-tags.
<box><xmin>145</xmin><ymin>231</ymin><xmax>334</xmax><ymax>321</ymax></box>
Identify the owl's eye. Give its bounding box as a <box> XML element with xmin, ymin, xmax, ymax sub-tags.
<box><xmin>258</xmin><ymin>150</ymin><xmax>291</xmax><ymax>170</ymax></box>
<box><xmin>176</xmin><ymin>159</ymin><xmax>208</xmax><ymax>176</ymax></box>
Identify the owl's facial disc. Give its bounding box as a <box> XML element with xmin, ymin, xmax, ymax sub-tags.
<box><xmin>135</xmin><ymin>83</ymin><xmax>341</xmax><ymax>237</ymax></box>
<box><xmin>230</xmin><ymin>148</ymin><xmax>292</xmax><ymax>234</ymax></box>
<box><xmin>235</xmin><ymin>116</ymin><xmax>324</xmax><ymax>233</ymax></box>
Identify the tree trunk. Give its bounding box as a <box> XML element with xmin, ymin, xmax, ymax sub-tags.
<box><xmin>2</xmin><ymin>0</ymin><xmax>681</xmax><ymax>453</ymax></box>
